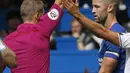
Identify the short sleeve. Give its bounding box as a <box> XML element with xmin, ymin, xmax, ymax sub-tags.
<box><xmin>118</xmin><ymin>33</ymin><xmax>130</xmax><ymax>48</ymax></box>
<box><xmin>104</xmin><ymin>42</ymin><xmax>121</xmax><ymax>60</ymax></box>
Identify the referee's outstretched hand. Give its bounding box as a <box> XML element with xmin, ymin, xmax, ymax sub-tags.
<box><xmin>63</xmin><ymin>0</ymin><xmax>79</xmax><ymax>16</ymax></box>
<box><xmin>55</xmin><ymin>0</ymin><xmax>63</xmax><ymax>8</ymax></box>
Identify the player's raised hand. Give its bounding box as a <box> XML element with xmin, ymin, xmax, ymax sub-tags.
<box><xmin>63</xmin><ymin>0</ymin><xmax>79</xmax><ymax>16</ymax></box>
<box><xmin>55</xmin><ymin>0</ymin><xmax>63</xmax><ymax>8</ymax></box>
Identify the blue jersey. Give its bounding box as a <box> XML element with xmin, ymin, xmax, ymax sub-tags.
<box><xmin>98</xmin><ymin>22</ymin><xmax>126</xmax><ymax>73</ymax></box>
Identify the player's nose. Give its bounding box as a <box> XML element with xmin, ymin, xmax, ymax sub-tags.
<box><xmin>92</xmin><ymin>7</ymin><xmax>96</xmax><ymax>14</ymax></box>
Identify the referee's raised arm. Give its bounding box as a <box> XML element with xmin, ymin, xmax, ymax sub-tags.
<box><xmin>37</xmin><ymin>0</ymin><xmax>64</xmax><ymax>37</ymax></box>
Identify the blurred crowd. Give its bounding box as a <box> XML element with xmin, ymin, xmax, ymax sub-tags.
<box><xmin>0</xmin><ymin>0</ymin><xmax>130</xmax><ymax>51</ymax></box>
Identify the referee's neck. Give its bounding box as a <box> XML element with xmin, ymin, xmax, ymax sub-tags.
<box><xmin>24</xmin><ymin>20</ymin><xmax>38</xmax><ymax>25</ymax></box>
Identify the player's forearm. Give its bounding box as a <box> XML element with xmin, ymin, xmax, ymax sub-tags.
<box><xmin>1</xmin><ymin>47</ymin><xmax>17</xmax><ymax>69</ymax></box>
<box><xmin>0</xmin><ymin>40</ymin><xmax>17</xmax><ymax>68</ymax></box>
<box><xmin>73</xmin><ymin>12</ymin><xmax>120</xmax><ymax>46</ymax></box>
<box><xmin>74</xmin><ymin>13</ymin><xmax>105</xmax><ymax>37</ymax></box>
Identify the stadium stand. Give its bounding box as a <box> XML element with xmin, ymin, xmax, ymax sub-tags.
<box><xmin>50</xmin><ymin>50</ymin><xmax>99</xmax><ymax>73</ymax></box>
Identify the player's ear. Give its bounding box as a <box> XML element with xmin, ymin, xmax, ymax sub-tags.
<box><xmin>107</xmin><ymin>4</ymin><xmax>114</xmax><ymax>13</ymax></box>
<box><xmin>34</xmin><ymin>12</ymin><xmax>40</xmax><ymax>20</ymax></box>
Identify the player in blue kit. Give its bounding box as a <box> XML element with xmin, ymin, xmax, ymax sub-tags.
<box><xmin>90</xmin><ymin>0</ymin><xmax>126</xmax><ymax>73</ymax></box>
<box><xmin>98</xmin><ymin>23</ymin><xmax>126</xmax><ymax>73</ymax></box>
<box><xmin>63</xmin><ymin>0</ymin><xmax>126</xmax><ymax>73</ymax></box>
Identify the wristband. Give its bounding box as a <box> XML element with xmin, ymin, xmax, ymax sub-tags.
<box><xmin>0</xmin><ymin>42</ymin><xmax>6</xmax><ymax>52</ymax></box>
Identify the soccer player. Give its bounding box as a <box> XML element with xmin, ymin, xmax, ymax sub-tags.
<box><xmin>63</xmin><ymin>0</ymin><xmax>126</xmax><ymax>73</ymax></box>
<box><xmin>63</xmin><ymin>0</ymin><xmax>130</xmax><ymax>73</ymax></box>
<box><xmin>3</xmin><ymin>0</ymin><xmax>63</xmax><ymax>73</ymax></box>
<box><xmin>0</xmin><ymin>39</ymin><xmax>17</xmax><ymax>73</ymax></box>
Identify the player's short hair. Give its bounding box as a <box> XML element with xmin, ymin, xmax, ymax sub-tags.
<box><xmin>101</xmin><ymin>0</ymin><xmax>120</xmax><ymax>5</ymax></box>
<box><xmin>20</xmin><ymin>0</ymin><xmax>44</xmax><ymax>21</ymax></box>
<box><xmin>101</xmin><ymin>0</ymin><xmax>120</xmax><ymax>11</ymax></box>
